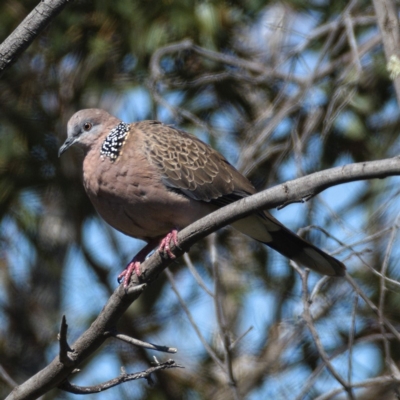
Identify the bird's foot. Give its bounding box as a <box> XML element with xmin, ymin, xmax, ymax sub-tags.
<box><xmin>118</xmin><ymin>261</ymin><xmax>142</xmax><ymax>288</ymax></box>
<box><xmin>117</xmin><ymin>241</ymin><xmax>158</xmax><ymax>288</ymax></box>
<box><xmin>117</xmin><ymin>231</ymin><xmax>179</xmax><ymax>289</ymax></box>
<box><xmin>158</xmin><ymin>229</ymin><xmax>179</xmax><ymax>259</ymax></box>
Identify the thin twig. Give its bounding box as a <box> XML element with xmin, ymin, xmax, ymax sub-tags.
<box><xmin>58</xmin><ymin>359</ymin><xmax>183</xmax><ymax>394</ymax></box>
<box><xmin>184</xmin><ymin>253</ymin><xmax>214</xmax><ymax>297</ymax></box>
<box><xmin>109</xmin><ymin>332</ymin><xmax>177</xmax><ymax>353</ymax></box>
<box><xmin>344</xmin><ymin>13</ymin><xmax>362</xmax><ymax>74</ymax></box>
<box><xmin>345</xmin><ymin>274</ymin><xmax>400</xmax><ymax>342</ymax></box>
<box><xmin>372</xmin><ymin>0</ymin><xmax>400</xmax><ymax>105</ymax></box>
<box><xmin>58</xmin><ymin>316</ymin><xmax>77</xmax><ymax>367</ymax></box>
<box><xmin>209</xmin><ymin>234</ymin><xmax>241</xmax><ymax>400</ymax></box>
<box><xmin>294</xmin><ymin>333</ymin><xmax>396</xmax><ymax>400</ymax></box>
<box><xmin>348</xmin><ymin>294</ymin><xmax>358</xmax><ymax>385</ymax></box>
<box><xmin>315</xmin><ymin>375</ymin><xmax>400</xmax><ymax>400</ymax></box>
<box><xmin>229</xmin><ymin>326</ymin><xmax>254</xmax><ymax>351</ymax></box>
<box><xmin>0</xmin><ymin>364</ymin><xmax>17</xmax><ymax>389</ymax></box>
<box><xmin>165</xmin><ymin>269</ymin><xmax>226</xmax><ymax>371</ymax></box>
<box><xmin>299</xmin><ymin>269</ymin><xmax>354</xmax><ymax>398</ymax></box>
<box><xmin>378</xmin><ymin>214</ymin><xmax>400</xmax><ymax>377</ymax></box>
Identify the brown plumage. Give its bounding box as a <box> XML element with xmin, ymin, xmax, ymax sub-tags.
<box><xmin>59</xmin><ymin>109</ymin><xmax>345</xmax><ymax>286</ymax></box>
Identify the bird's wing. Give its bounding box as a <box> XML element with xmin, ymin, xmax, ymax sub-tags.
<box><xmin>137</xmin><ymin>120</ymin><xmax>255</xmax><ymax>204</ymax></box>
<box><xmin>136</xmin><ymin>120</ymin><xmax>345</xmax><ymax>277</ymax></box>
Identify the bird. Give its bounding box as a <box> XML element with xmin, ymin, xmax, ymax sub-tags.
<box><xmin>59</xmin><ymin>109</ymin><xmax>346</xmax><ymax>287</ymax></box>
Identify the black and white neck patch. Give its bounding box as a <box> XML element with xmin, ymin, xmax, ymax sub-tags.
<box><xmin>100</xmin><ymin>122</ymin><xmax>130</xmax><ymax>161</ymax></box>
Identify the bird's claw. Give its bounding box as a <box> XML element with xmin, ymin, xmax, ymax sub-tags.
<box><xmin>117</xmin><ymin>261</ymin><xmax>142</xmax><ymax>288</ymax></box>
<box><xmin>117</xmin><ymin>230</ymin><xmax>179</xmax><ymax>289</ymax></box>
<box><xmin>158</xmin><ymin>229</ymin><xmax>179</xmax><ymax>259</ymax></box>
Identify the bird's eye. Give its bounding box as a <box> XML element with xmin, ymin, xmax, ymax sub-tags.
<box><xmin>83</xmin><ymin>122</ymin><xmax>92</xmax><ymax>131</ymax></box>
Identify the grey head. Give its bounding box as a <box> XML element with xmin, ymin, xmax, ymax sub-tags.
<box><xmin>58</xmin><ymin>109</ymin><xmax>120</xmax><ymax>157</ymax></box>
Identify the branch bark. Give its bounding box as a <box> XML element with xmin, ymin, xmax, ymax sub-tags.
<box><xmin>0</xmin><ymin>0</ymin><xmax>72</xmax><ymax>77</ymax></box>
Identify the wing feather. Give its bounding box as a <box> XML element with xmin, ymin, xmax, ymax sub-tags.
<box><xmin>137</xmin><ymin>120</ymin><xmax>254</xmax><ymax>203</ymax></box>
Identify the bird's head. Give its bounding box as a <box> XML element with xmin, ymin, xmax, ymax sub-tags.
<box><xmin>58</xmin><ymin>109</ymin><xmax>119</xmax><ymax>157</ymax></box>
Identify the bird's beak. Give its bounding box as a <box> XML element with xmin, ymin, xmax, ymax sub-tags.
<box><xmin>58</xmin><ymin>137</ymin><xmax>77</xmax><ymax>157</ymax></box>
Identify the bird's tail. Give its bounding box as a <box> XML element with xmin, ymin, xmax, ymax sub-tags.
<box><xmin>232</xmin><ymin>212</ymin><xmax>345</xmax><ymax>276</ymax></box>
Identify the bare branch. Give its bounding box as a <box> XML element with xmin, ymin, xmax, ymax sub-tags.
<box><xmin>0</xmin><ymin>364</ymin><xmax>17</xmax><ymax>389</ymax></box>
<box><xmin>348</xmin><ymin>294</ymin><xmax>358</xmax><ymax>386</ymax></box>
<box><xmin>184</xmin><ymin>253</ymin><xmax>214</xmax><ymax>298</ymax></box>
<box><xmin>373</xmin><ymin>0</ymin><xmax>400</xmax><ymax>105</ymax></box>
<box><xmin>209</xmin><ymin>234</ymin><xmax>241</xmax><ymax>400</ymax></box>
<box><xmin>109</xmin><ymin>332</ymin><xmax>177</xmax><ymax>354</ymax></box>
<box><xmin>58</xmin><ymin>359</ymin><xmax>183</xmax><ymax>394</ymax></box>
<box><xmin>58</xmin><ymin>316</ymin><xmax>77</xmax><ymax>367</ymax></box>
<box><xmin>315</xmin><ymin>376</ymin><xmax>400</xmax><ymax>400</ymax></box>
<box><xmin>294</xmin><ymin>333</ymin><xmax>397</xmax><ymax>400</ymax></box>
<box><xmin>0</xmin><ymin>0</ymin><xmax>72</xmax><ymax>76</ymax></box>
<box><xmin>229</xmin><ymin>326</ymin><xmax>254</xmax><ymax>351</ymax></box>
<box><xmin>298</xmin><ymin>269</ymin><xmax>354</xmax><ymax>398</ymax></box>
<box><xmin>345</xmin><ymin>274</ymin><xmax>400</xmax><ymax>342</ymax></box>
<box><xmin>165</xmin><ymin>269</ymin><xmax>226</xmax><ymax>371</ymax></box>
<box><xmin>378</xmin><ymin>215</ymin><xmax>400</xmax><ymax>377</ymax></box>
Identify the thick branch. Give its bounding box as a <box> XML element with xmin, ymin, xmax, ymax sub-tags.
<box><xmin>0</xmin><ymin>0</ymin><xmax>72</xmax><ymax>76</ymax></box>
<box><xmin>6</xmin><ymin>157</ymin><xmax>400</xmax><ymax>400</ymax></box>
<box><xmin>5</xmin><ymin>284</ymin><xmax>148</xmax><ymax>400</ymax></box>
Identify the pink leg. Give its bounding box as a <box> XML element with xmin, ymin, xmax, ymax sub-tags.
<box><xmin>118</xmin><ymin>241</ymin><xmax>158</xmax><ymax>288</ymax></box>
<box><xmin>118</xmin><ymin>230</ymin><xmax>180</xmax><ymax>288</ymax></box>
<box><xmin>158</xmin><ymin>229</ymin><xmax>179</xmax><ymax>259</ymax></box>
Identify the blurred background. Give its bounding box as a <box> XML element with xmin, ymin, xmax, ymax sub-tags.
<box><xmin>1</xmin><ymin>0</ymin><xmax>400</xmax><ymax>399</ymax></box>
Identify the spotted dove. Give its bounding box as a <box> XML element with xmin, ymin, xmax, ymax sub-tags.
<box><xmin>59</xmin><ymin>109</ymin><xmax>345</xmax><ymax>286</ymax></box>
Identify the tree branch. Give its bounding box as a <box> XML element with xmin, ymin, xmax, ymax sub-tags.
<box><xmin>0</xmin><ymin>0</ymin><xmax>72</xmax><ymax>76</ymax></box>
<box><xmin>58</xmin><ymin>359</ymin><xmax>183</xmax><ymax>394</ymax></box>
<box><xmin>372</xmin><ymin>0</ymin><xmax>400</xmax><ymax>105</ymax></box>
<box><xmin>109</xmin><ymin>332</ymin><xmax>177</xmax><ymax>353</ymax></box>
<box><xmin>6</xmin><ymin>157</ymin><xmax>400</xmax><ymax>400</ymax></box>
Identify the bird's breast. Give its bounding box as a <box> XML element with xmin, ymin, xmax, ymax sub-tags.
<box><xmin>82</xmin><ymin>147</ymin><xmax>215</xmax><ymax>240</ymax></box>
